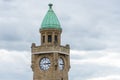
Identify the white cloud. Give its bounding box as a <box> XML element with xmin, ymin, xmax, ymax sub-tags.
<box><xmin>0</xmin><ymin>49</ymin><xmax>32</xmax><ymax>80</ymax></box>
<box><xmin>1</xmin><ymin>49</ymin><xmax>120</xmax><ymax>80</ymax></box>
<box><xmin>71</xmin><ymin>50</ymin><xmax>120</xmax><ymax>68</ymax></box>
<box><xmin>70</xmin><ymin>50</ymin><xmax>120</xmax><ymax>80</ymax></box>
<box><xmin>88</xmin><ymin>75</ymin><xmax>120</xmax><ymax>80</ymax></box>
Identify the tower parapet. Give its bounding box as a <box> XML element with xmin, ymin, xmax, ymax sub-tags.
<box><xmin>31</xmin><ymin>44</ymin><xmax>70</xmax><ymax>55</ymax></box>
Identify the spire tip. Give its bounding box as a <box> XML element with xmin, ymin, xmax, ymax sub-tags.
<box><xmin>48</xmin><ymin>3</ymin><xmax>53</xmax><ymax>9</ymax></box>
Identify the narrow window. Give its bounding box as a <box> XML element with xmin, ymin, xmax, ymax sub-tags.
<box><xmin>55</xmin><ymin>35</ymin><xmax>58</xmax><ymax>43</ymax></box>
<box><xmin>48</xmin><ymin>35</ymin><xmax>52</xmax><ymax>42</ymax></box>
<box><xmin>43</xmin><ymin>36</ymin><xmax>45</xmax><ymax>43</ymax></box>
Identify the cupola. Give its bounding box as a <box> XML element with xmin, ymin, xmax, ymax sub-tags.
<box><xmin>40</xmin><ymin>4</ymin><xmax>62</xmax><ymax>30</ymax></box>
<box><xmin>40</xmin><ymin>4</ymin><xmax>62</xmax><ymax>46</ymax></box>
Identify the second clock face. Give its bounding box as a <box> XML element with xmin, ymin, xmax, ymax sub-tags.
<box><xmin>58</xmin><ymin>57</ymin><xmax>64</xmax><ymax>70</ymax></box>
<box><xmin>39</xmin><ymin>57</ymin><xmax>51</xmax><ymax>70</ymax></box>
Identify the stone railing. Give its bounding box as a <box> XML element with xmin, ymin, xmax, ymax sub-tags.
<box><xmin>31</xmin><ymin>44</ymin><xmax>70</xmax><ymax>55</ymax></box>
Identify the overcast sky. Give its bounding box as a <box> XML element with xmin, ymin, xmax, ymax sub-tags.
<box><xmin>0</xmin><ymin>0</ymin><xmax>120</xmax><ymax>80</ymax></box>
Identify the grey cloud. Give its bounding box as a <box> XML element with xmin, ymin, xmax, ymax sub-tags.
<box><xmin>2</xmin><ymin>0</ymin><xmax>13</xmax><ymax>2</ymax></box>
<box><xmin>0</xmin><ymin>0</ymin><xmax>120</xmax><ymax>51</ymax></box>
<box><xmin>1</xmin><ymin>1</ymin><xmax>120</xmax><ymax>80</ymax></box>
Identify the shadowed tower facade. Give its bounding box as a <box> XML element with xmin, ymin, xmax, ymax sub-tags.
<box><xmin>31</xmin><ymin>4</ymin><xmax>70</xmax><ymax>80</ymax></box>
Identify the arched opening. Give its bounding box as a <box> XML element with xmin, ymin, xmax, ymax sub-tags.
<box><xmin>48</xmin><ymin>35</ymin><xmax>52</xmax><ymax>42</ymax></box>
<box><xmin>55</xmin><ymin>35</ymin><xmax>58</xmax><ymax>43</ymax></box>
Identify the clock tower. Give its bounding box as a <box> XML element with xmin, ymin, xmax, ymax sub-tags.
<box><xmin>31</xmin><ymin>4</ymin><xmax>70</xmax><ymax>80</ymax></box>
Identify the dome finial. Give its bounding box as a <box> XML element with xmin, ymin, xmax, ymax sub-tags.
<box><xmin>48</xmin><ymin>3</ymin><xmax>53</xmax><ymax>9</ymax></box>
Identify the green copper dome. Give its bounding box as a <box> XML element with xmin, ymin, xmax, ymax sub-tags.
<box><xmin>41</xmin><ymin>4</ymin><xmax>62</xmax><ymax>30</ymax></box>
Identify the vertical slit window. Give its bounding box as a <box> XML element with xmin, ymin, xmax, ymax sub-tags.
<box><xmin>55</xmin><ymin>35</ymin><xmax>58</xmax><ymax>43</ymax></box>
<box><xmin>43</xmin><ymin>36</ymin><xmax>45</xmax><ymax>43</ymax></box>
<box><xmin>48</xmin><ymin>35</ymin><xmax>52</xmax><ymax>42</ymax></box>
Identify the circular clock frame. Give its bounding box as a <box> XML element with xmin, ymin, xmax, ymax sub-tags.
<box><xmin>58</xmin><ymin>57</ymin><xmax>64</xmax><ymax>70</ymax></box>
<box><xmin>39</xmin><ymin>57</ymin><xmax>51</xmax><ymax>70</ymax></box>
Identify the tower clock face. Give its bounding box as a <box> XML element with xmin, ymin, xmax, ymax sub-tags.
<box><xmin>39</xmin><ymin>57</ymin><xmax>51</xmax><ymax>70</ymax></box>
<box><xmin>58</xmin><ymin>57</ymin><xmax>64</xmax><ymax>70</ymax></box>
